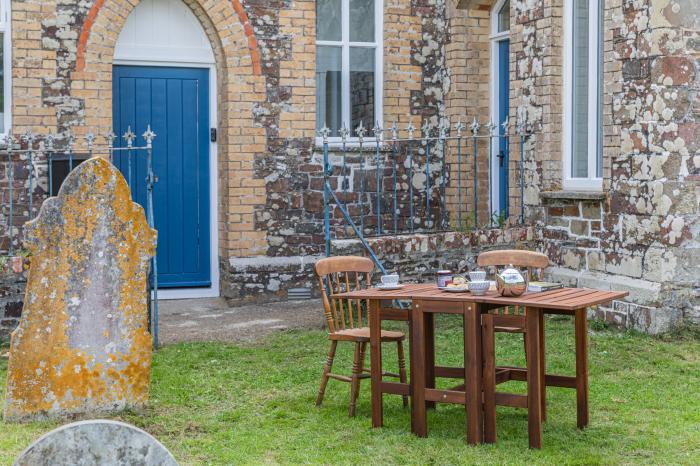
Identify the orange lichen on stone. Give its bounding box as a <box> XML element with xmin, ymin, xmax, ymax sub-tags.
<box><xmin>3</xmin><ymin>157</ymin><xmax>157</xmax><ymax>422</ymax></box>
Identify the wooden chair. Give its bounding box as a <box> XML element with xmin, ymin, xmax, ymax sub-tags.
<box><xmin>314</xmin><ymin>256</ymin><xmax>408</xmax><ymax>417</ymax></box>
<box><xmin>478</xmin><ymin>249</ymin><xmax>550</xmax><ymax>444</ymax></box>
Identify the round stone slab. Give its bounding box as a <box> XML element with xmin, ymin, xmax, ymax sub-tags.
<box><xmin>14</xmin><ymin>420</ymin><xmax>178</xmax><ymax>466</ymax></box>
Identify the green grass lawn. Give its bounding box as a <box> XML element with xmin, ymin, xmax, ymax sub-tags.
<box><xmin>1</xmin><ymin>317</ymin><xmax>699</xmax><ymax>465</ymax></box>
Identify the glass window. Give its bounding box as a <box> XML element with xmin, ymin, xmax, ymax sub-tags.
<box><xmin>316</xmin><ymin>0</ymin><xmax>382</xmax><ymax>139</ymax></box>
<box><xmin>564</xmin><ymin>0</ymin><xmax>603</xmax><ymax>188</ymax></box>
<box><xmin>498</xmin><ymin>0</ymin><xmax>510</xmax><ymax>33</ymax></box>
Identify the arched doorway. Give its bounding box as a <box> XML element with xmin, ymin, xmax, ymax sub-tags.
<box><xmin>113</xmin><ymin>0</ymin><xmax>219</xmax><ymax>298</ymax></box>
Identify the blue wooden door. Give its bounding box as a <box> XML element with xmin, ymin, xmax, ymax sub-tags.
<box><xmin>113</xmin><ymin>65</ymin><xmax>211</xmax><ymax>288</ymax></box>
<box><xmin>498</xmin><ymin>39</ymin><xmax>510</xmax><ymax>216</ymax></box>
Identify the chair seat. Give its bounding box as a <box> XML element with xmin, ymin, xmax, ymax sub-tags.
<box><xmin>495</xmin><ymin>325</ymin><xmax>526</xmax><ymax>333</ymax></box>
<box><xmin>330</xmin><ymin>327</ymin><xmax>405</xmax><ymax>342</ymax></box>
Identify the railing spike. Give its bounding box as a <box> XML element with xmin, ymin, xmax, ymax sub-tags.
<box><xmin>391</xmin><ymin>121</ymin><xmax>398</xmax><ymax>141</ymax></box>
<box><xmin>143</xmin><ymin>125</ymin><xmax>157</xmax><ymax>147</ymax></box>
<box><xmin>105</xmin><ymin>130</ymin><xmax>116</xmax><ymax>148</ymax></box>
<box><xmin>407</xmin><ymin>120</ymin><xmax>416</xmax><ymax>140</ymax></box>
<box><xmin>502</xmin><ymin>116</ymin><xmax>510</xmax><ymax>134</ymax></box>
<box><xmin>123</xmin><ymin>125</ymin><xmax>136</xmax><ymax>148</ymax></box>
<box><xmin>470</xmin><ymin>116</ymin><xmax>480</xmax><ymax>135</ymax></box>
<box><xmin>317</xmin><ymin>124</ymin><xmax>331</xmax><ymax>144</ymax></box>
<box><xmin>22</xmin><ymin>129</ymin><xmax>35</xmax><ymax>146</ymax></box>
<box><xmin>45</xmin><ymin>132</ymin><xmax>55</xmax><ymax>151</ymax></box>
<box><xmin>373</xmin><ymin>121</ymin><xmax>384</xmax><ymax>143</ymax></box>
<box><xmin>355</xmin><ymin>120</ymin><xmax>366</xmax><ymax>143</ymax></box>
<box><xmin>455</xmin><ymin>118</ymin><xmax>465</xmax><ymax>137</ymax></box>
<box><xmin>339</xmin><ymin>124</ymin><xmax>349</xmax><ymax>142</ymax></box>
<box><xmin>85</xmin><ymin>132</ymin><xmax>96</xmax><ymax>150</ymax></box>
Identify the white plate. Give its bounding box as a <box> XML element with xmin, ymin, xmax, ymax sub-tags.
<box><xmin>442</xmin><ymin>287</ymin><xmax>470</xmax><ymax>293</ymax></box>
<box><xmin>377</xmin><ymin>284</ymin><xmax>405</xmax><ymax>291</ymax></box>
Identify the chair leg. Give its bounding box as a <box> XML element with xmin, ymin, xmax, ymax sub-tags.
<box><xmin>349</xmin><ymin>341</ymin><xmax>365</xmax><ymax>417</ymax></box>
<box><xmin>482</xmin><ymin>314</ymin><xmax>497</xmax><ymax>443</ymax></box>
<box><xmin>397</xmin><ymin>340</ymin><xmax>408</xmax><ymax>408</ymax></box>
<box><xmin>316</xmin><ymin>340</ymin><xmax>337</xmax><ymax>407</ymax></box>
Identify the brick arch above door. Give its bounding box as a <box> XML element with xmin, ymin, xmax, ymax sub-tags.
<box><xmin>76</xmin><ymin>0</ymin><xmax>262</xmax><ymax>75</ymax></box>
<box><xmin>72</xmin><ymin>0</ymin><xmax>269</xmax><ymax>259</ymax></box>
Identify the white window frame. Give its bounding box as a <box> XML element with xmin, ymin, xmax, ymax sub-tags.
<box><xmin>489</xmin><ymin>0</ymin><xmax>510</xmax><ymax>218</ymax></box>
<box><xmin>562</xmin><ymin>0</ymin><xmax>603</xmax><ymax>191</ymax></box>
<box><xmin>315</xmin><ymin>0</ymin><xmax>383</xmax><ymax>146</ymax></box>
<box><xmin>0</xmin><ymin>0</ymin><xmax>11</xmax><ymax>135</ymax></box>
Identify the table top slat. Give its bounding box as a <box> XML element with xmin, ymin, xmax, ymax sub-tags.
<box><xmin>332</xmin><ymin>283</ymin><xmax>629</xmax><ymax>311</ymax></box>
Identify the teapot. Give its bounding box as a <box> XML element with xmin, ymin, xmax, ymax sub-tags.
<box><xmin>495</xmin><ymin>264</ymin><xmax>529</xmax><ymax>297</ymax></box>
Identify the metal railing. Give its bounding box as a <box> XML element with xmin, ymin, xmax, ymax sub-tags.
<box><xmin>320</xmin><ymin>118</ymin><xmax>530</xmax><ymax>270</ymax></box>
<box><xmin>0</xmin><ymin>127</ymin><xmax>161</xmax><ymax>348</ymax></box>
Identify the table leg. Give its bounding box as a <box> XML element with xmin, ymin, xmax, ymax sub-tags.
<box><xmin>575</xmin><ymin>308</ymin><xmax>589</xmax><ymax>429</ymax></box>
<box><xmin>410</xmin><ymin>300</ymin><xmax>427</xmax><ymax>437</ymax></box>
<box><xmin>369</xmin><ymin>299</ymin><xmax>383</xmax><ymax>428</ymax></box>
<box><xmin>539</xmin><ymin>310</ymin><xmax>547</xmax><ymax>422</ymax></box>
<box><xmin>526</xmin><ymin>307</ymin><xmax>543</xmax><ymax>449</ymax></box>
<box><xmin>424</xmin><ymin>311</ymin><xmax>436</xmax><ymax>410</ymax></box>
<box><xmin>464</xmin><ymin>303</ymin><xmax>483</xmax><ymax>445</ymax></box>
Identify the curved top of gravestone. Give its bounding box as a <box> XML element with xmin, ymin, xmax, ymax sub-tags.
<box><xmin>13</xmin><ymin>420</ymin><xmax>178</xmax><ymax>466</ymax></box>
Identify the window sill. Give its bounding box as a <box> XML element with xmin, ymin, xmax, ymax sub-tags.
<box><xmin>540</xmin><ymin>191</ymin><xmax>607</xmax><ymax>201</ymax></box>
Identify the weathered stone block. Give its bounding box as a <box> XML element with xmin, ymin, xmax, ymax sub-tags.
<box><xmin>4</xmin><ymin>158</ymin><xmax>157</xmax><ymax>422</ymax></box>
<box><xmin>13</xmin><ymin>420</ymin><xmax>177</xmax><ymax>465</ymax></box>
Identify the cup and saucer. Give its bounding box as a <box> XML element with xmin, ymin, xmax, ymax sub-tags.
<box><xmin>377</xmin><ymin>273</ymin><xmax>404</xmax><ymax>290</ymax></box>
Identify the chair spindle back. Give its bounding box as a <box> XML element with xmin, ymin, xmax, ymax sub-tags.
<box><xmin>315</xmin><ymin>256</ymin><xmax>375</xmax><ymax>333</ymax></box>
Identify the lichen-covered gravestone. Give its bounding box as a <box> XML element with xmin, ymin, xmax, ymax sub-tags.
<box><xmin>13</xmin><ymin>420</ymin><xmax>178</xmax><ymax>465</ymax></box>
<box><xmin>3</xmin><ymin>157</ymin><xmax>157</xmax><ymax>422</ymax></box>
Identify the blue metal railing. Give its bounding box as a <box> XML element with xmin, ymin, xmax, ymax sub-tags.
<box><xmin>320</xmin><ymin>118</ymin><xmax>530</xmax><ymax>266</ymax></box>
<box><xmin>0</xmin><ymin>128</ymin><xmax>161</xmax><ymax>349</ymax></box>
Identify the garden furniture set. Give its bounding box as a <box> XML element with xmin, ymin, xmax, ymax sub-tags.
<box><xmin>315</xmin><ymin>251</ymin><xmax>628</xmax><ymax>449</ymax></box>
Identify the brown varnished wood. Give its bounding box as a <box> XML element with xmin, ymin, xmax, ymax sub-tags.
<box><xmin>477</xmin><ymin>249</ymin><xmax>549</xmax><ymax>270</ymax></box>
<box><xmin>411</xmin><ymin>299</ymin><xmax>428</xmax><ymax>437</ymax></box>
<box><xmin>314</xmin><ymin>256</ymin><xmax>407</xmax><ymax>419</ymax></box>
<box><xmin>464</xmin><ymin>301</ymin><xmax>484</xmax><ymax>445</ymax></box>
<box><xmin>482</xmin><ymin>313</ymin><xmax>497</xmax><ymax>443</ymax></box>
<box><xmin>526</xmin><ymin>307</ymin><xmax>543</xmax><ymax>449</ymax></box>
<box><xmin>575</xmin><ymin>308</ymin><xmax>589</xmax><ymax>429</ymax></box>
<box><xmin>425</xmin><ymin>388</ymin><xmax>467</xmax><ymax>405</ymax></box>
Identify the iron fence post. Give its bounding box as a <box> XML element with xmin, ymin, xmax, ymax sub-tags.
<box><xmin>46</xmin><ymin>133</ymin><xmax>55</xmax><ymax>197</ymax></box>
<box><xmin>22</xmin><ymin>130</ymin><xmax>35</xmax><ymax>220</ymax></box>
<box><xmin>143</xmin><ymin>125</ymin><xmax>159</xmax><ymax>349</ymax></box>
<box><xmin>519</xmin><ymin>123</ymin><xmax>526</xmax><ymax>225</ymax></box>
<box><xmin>471</xmin><ymin>117</ymin><xmax>480</xmax><ymax>229</ymax></box>
<box><xmin>6</xmin><ymin>133</ymin><xmax>14</xmax><ymax>255</ymax></box>
<box><xmin>320</xmin><ymin>126</ymin><xmax>331</xmax><ymax>257</ymax></box>
<box><xmin>407</xmin><ymin>121</ymin><xmax>415</xmax><ymax>232</ymax></box>
<box><xmin>456</xmin><ymin>119</ymin><xmax>464</xmax><ymax>228</ymax></box>
<box><xmin>423</xmin><ymin>122</ymin><xmax>431</xmax><ymax>230</ymax></box>
<box><xmin>439</xmin><ymin>123</ymin><xmax>447</xmax><ymax>230</ymax></box>
<box><xmin>124</xmin><ymin>126</ymin><xmax>136</xmax><ymax>190</ymax></box>
<box><xmin>373</xmin><ymin>122</ymin><xmax>383</xmax><ymax>235</ymax></box>
<box><xmin>357</xmin><ymin>122</ymin><xmax>366</xmax><ymax>234</ymax></box>
<box><xmin>391</xmin><ymin>122</ymin><xmax>398</xmax><ymax>234</ymax></box>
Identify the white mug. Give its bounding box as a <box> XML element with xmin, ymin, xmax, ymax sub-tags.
<box><xmin>381</xmin><ymin>274</ymin><xmax>399</xmax><ymax>286</ymax></box>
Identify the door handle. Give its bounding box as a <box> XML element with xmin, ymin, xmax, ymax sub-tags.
<box><xmin>497</xmin><ymin>151</ymin><xmax>505</xmax><ymax>167</ymax></box>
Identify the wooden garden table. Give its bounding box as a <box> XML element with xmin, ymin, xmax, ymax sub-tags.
<box><xmin>333</xmin><ymin>284</ymin><xmax>628</xmax><ymax>448</ymax></box>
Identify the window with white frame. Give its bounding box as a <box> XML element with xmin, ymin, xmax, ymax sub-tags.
<box><xmin>316</xmin><ymin>0</ymin><xmax>383</xmax><ymax>140</ymax></box>
<box><xmin>563</xmin><ymin>0</ymin><xmax>603</xmax><ymax>190</ymax></box>
<box><xmin>0</xmin><ymin>0</ymin><xmax>10</xmax><ymax>134</ymax></box>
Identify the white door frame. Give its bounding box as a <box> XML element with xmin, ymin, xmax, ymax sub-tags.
<box><xmin>489</xmin><ymin>0</ymin><xmax>510</xmax><ymax>219</ymax></box>
<box><xmin>113</xmin><ymin>59</ymin><xmax>220</xmax><ymax>300</ymax></box>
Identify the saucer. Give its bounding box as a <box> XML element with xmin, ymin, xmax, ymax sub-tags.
<box><xmin>377</xmin><ymin>284</ymin><xmax>405</xmax><ymax>290</ymax></box>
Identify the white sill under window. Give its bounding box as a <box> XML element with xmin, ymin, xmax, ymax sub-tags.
<box><xmin>562</xmin><ymin>177</ymin><xmax>603</xmax><ymax>192</ymax></box>
<box><xmin>315</xmin><ymin>137</ymin><xmax>383</xmax><ymax>149</ymax></box>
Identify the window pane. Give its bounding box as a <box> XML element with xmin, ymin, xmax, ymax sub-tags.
<box><xmin>316</xmin><ymin>46</ymin><xmax>342</xmax><ymax>136</ymax></box>
<box><xmin>350</xmin><ymin>47</ymin><xmax>375</xmax><ymax>131</ymax></box>
<box><xmin>317</xmin><ymin>0</ymin><xmax>342</xmax><ymax>42</ymax></box>
<box><xmin>350</xmin><ymin>0</ymin><xmax>375</xmax><ymax>42</ymax></box>
<box><xmin>571</xmin><ymin>0</ymin><xmax>589</xmax><ymax>178</ymax></box>
<box><xmin>498</xmin><ymin>1</ymin><xmax>510</xmax><ymax>32</ymax></box>
<box><xmin>0</xmin><ymin>32</ymin><xmax>4</xmax><ymax>134</ymax></box>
